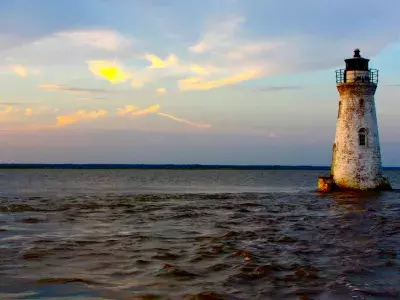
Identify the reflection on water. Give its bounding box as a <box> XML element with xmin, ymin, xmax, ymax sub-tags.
<box><xmin>329</xmin><ymin>190</ymin><xmax>382</xmax><ymax>210</ymax></box>
<box><xmin>0</xmin><ymin>169</ymin><xmax>399</xmax><ymax>299</ymax></box>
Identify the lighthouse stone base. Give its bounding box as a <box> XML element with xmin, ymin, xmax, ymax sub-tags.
<box><xmin>317</xmin><ymin>175</ymin><xmax>392</xmax><ymax>192</ymax></box>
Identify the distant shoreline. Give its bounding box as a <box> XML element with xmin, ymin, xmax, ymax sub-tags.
<box><xmin>0</xmin><ymin>164</ymin><xmax>399</xmax><ymax>170</ymax></box>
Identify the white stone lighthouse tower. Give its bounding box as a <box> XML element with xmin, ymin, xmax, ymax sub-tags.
<box><xmin>318</xmin><ymin>49</ymin><xmax>391</xmax><ymax>191</ymax></box>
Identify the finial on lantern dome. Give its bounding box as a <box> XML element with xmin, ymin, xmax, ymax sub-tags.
<box><xmin>354</xmin><ymin>48</ymin><xmax>361</xmax><ymax>58</ymax></box>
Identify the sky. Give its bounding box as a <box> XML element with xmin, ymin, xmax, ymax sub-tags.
<box><xmin>0</xmin><ymin>0</ymin><xmax>400</xmax><ymax>165</ymax></box>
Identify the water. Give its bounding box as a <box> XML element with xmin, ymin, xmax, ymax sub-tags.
<box><xmin>0</xmin><ymin>169</ymin><xmax>399</xmax><ymax>299</ymax></box>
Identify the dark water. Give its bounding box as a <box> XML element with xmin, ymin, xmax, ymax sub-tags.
<box><xmin>0</xmin><ymin>169</ymin><xmax>399</xmax><ymax>300</ymax></box>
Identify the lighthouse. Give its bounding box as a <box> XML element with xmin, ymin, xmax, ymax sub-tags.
<box><xmin>318</xmin><ymin>49</ymin><xmax>391</xmax><ymax>191</ymax></box>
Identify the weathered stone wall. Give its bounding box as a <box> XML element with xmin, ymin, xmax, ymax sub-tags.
<box><xmin>331</xmin><ymin>83</ymin><xmax>384</xmax><ymax>189</ymax></box>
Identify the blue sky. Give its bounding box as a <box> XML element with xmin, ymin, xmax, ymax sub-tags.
<box><xmin>0</xmin><ymin>0</ymin><xmax>399</xmax><ymax>165</ymax></box>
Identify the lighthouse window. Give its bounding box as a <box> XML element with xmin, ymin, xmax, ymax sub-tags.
<box><xmin>338</xmin><ymin>101</ymin><xmax>342</xmax><ymax>118</ymax></box>
<box><xmin>358</xmin><ymin>128</ymin><xmax>367</xmax><ymax>146</ymax></box>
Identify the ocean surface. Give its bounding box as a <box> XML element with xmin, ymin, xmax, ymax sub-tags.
<box><xmin>0</xmin><ymin>169</ymin><xmax>399</xmax><ymax>300</ymax></box>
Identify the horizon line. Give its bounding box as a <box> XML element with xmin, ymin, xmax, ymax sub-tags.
<box><xmin>0</xmin><ymin>163</ymin><xmax>399</xmax><ymax>170</ymax></box>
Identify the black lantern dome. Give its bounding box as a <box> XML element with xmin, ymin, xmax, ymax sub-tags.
<box><xmin>344</xmin><ymin>48</ymin><xmax>370</xmax><ymax>71</ymax></box>
<box><xmin>335</xmin><ymin>49</ymin><xmax>378</xmax><ymax>84</ymax></box>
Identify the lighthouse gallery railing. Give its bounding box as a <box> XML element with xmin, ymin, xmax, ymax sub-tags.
<box><xmin>335</xmin><ymin>69</ymin><xmax>379</xmax><ymax>84</ymax></box>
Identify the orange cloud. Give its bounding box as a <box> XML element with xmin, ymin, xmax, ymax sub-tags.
<box><xmin>115</xmin><ymin>104</ymin><xmax>210</xmax><ymax>129</ymax></box>
<box><xmin>156</xmin><ymin>88</ymin><xmax>166</xmax><ymax>95</ymax></box>
<box><xmin>56</xmin><ymin>109</ymin><xmax>108</xmax><ymax>127</ymax></box>
<box><xmin>131</xmin><ymin>104</ymin><xmax>160</xmax><ymax>116</ymax></box>
<box><xmin>116</xmin><ymin>104</ymin><xmax>160</xmax><ymax>116</ymax></box>
<box><xmin>0</xmin><ymin>106</ymin><xmax>15</xmax><ymax>115</ymax></box>
<box><xmin>23</xmin><ymin>106</ymin><xmax>56</xmax><ymax>116</ymax></box>
<box><xmin>0</xmin><ymin>105</ymin><xmax>56</xmax><ymax>120</ymax></box>
<box><xmin>25</xmin><ymin>108</ymin><xmax>33</xmax><ymax>116</ymax></box>
<box><xmin>116</xmin><ymin>105</ymin><xmax>136</xmax><ymax>116</ymax></box>
<box><xmin>87</xmin><ymin>60</ymin><xmax>132</xmax><ymax>84</ymax></box>
<box><xmin>157</xmin><ymin>112</ymin><xmax>211</xmax><ymax>129</ymax></box>
<box><xmin>39</xmin><ymin>84</ymin><xmax>64</xmax><ymax>91</ymax></box>
<box><xmin>179</xmin><ymin>69</ymin><xmax>261</xmax><ymax>91</ymax></box>
<box><xmin>11</xmin><ymin>65</ymin><xmax>27</xmax><ymax>77</ymax></box>
<box><xmin>190</xmin><ymin>64</ymin><xmax>209</xmax><ymax>76</ymax></box>
<box><xmin>145</xmin><ymin>54</ymin><xmax>178</xmax><ymax>68</ymax></box>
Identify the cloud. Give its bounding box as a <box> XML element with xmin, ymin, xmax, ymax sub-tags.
<box><xmin>190</xmin><ymin>64</ymin><xmax>209</xmax><ymax>76</ymax></box>
<box><xmin>156</xmin><ymin>88</ymin><xmax>166</xmax><ymax>95</ymax></box>
<box><xmin>75</xmin><ymin>96</ymin><xmax>107</xmax><ymax>101</ymax></box>
<box><xmin>186</xmin><ymin>15</ymin><xmax>285</xmax><ymax>82</ymax></box>
<box><xmin>25</xmin><ymin>108</ymin><xmax>33</xmax><ymax>116</ymax></box>
<box><xmin>56</xmin><ymin>109</ymin><xmax>108</xmax><ymax>127</ymax></box>
<box><xmin>0</xmin><ymin>106</ymin><xmax>16</xmax><ymax>115</ymax></box>
<box><xmin>145</xmin><ymin>54</ymin><xmax>178</xmax><ymax>68</ymax></box>
<box><xmin>0</xmin><ymin>105</ymin><xmax>56</xmax><ymax>120</ymax></box>
<box><xmin>189</xmin><ymin>42</ymin><xmax>207</xmax><ymax>55</ymax></box>
<box><xmin>87</xmin><ymin>60</ymin><xmax>132</xmax><ymax>84</ymax></box>
<box><xmin>0</xmin><ymin>29</ymin><xmax>139</xmax><ymax>67</ymax></box>
<box><xmin>117</xmin><ymin>104</ymin><xmax>160</xmax><ymax>116</ymax></box>
<box><xmin>38</xmin><ymin>83</ymin><xmax>116</xmax><ymax>95</ymax></box>
<box><xmin>132</xmin><ymin>104</ymin><xmax>160</xmax><ymax>116</ymax></box>
<box><xmin>2</xmin><ymin>64</ymin><xmax>40</xmax><ymax>77</ymax></box>
<box><xmin>157</xmin><ymin>112</ymin><xmax>211</xmax><ymax>129</ymax></box>
<box><xmin>116</xmin><ymin>104</ymin><xmax>210</xmax><ymax>128</ymax></box>
<box><xmin>1</xmin><ymin>1</ymin><xmax>398</xmax><ymax>102</ymax></box>
<box><xmin>25</xmin><ymin>106</ymin><xmax>58</xmax><ymax>116</ymax></box>
<box><xmin>39</xmin><ymin>84</ymin><xmax>131</xmax><ymax>100</ymax></box>
<box><xmin>183</xmin><ymin>15</ymin><xmax>285</xmax><ymax>89</ymax></box>
<box><xmin>179</xmin><ymin>69</ymin><xmax>261</xmax><ymax>91</ymax></box>
<box><xmin>226</xmin><ymin>42</ymin><xmax>283</xmax><ymax>60</ymax></box>
<box><xmin>184</xmin><ymin>12</ymin><xmax>399</xmax><ymax>86</ymax></box>
<box><xmin>56</xmin><ymin>29</ymin><xmax>131</xmax><ymax>51</ymax></box>
<box><xmin>11</xmin><ymin>65</ymin><xmax>27</xmax><ymax>77</ymax></box>
<box><xmin>0</xmin><ymin>1</ymin><xmax>398</xmax><ymax>76</ymax></box>
<box><xmin>116</xmin><ymin>105</ymin><xmax>137</xmax><ymax>116</ymax></box>
<box><xmin>189</xmin><ymin>15</ymin><xmax>245</xmax><ymax>54</ymax></box>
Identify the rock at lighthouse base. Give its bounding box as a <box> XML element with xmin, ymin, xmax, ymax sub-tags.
<box><xmin>376</xmin><ymin>177</ymin><xmax>393</xmax><ymax>191</ymax></box>
<box><xmin>317</xmin><ymin>175</ymin><xmax>392</xmax><ymax>192</ymax></box>
<box><xmin>317</xmin><ymin>176</ymin><xmax>337</xmax><ymax>192</ymax></box>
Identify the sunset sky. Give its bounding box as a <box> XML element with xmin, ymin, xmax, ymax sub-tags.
<box><xmin>0</xmin><ymin>0</ymin><xmax>400</xmax><ymax>165</ymax></box>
